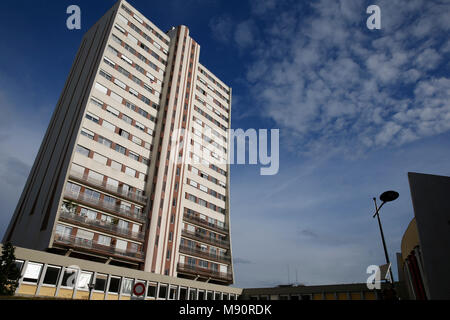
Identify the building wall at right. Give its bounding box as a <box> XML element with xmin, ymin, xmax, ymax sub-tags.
<box><xmin>408</xmin><ymin>172</ymin><xmax>450</xmax><ymax>300</ymax></box>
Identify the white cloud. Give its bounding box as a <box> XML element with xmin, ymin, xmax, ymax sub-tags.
<box><xmin>241</xmin><ymin>0</ymin><xmax>450</xmax><ymax>157</ymax></box>
<box><xmin>234</xmin><ymin>20</ymin><xmax>257</xmax><ymax>49</ymax></box>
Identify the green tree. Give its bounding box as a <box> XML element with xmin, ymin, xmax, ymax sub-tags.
<box><xmin>0</xmin><ymin>242</ymin><xmax>21</xmax><ymax>296</ymax></box>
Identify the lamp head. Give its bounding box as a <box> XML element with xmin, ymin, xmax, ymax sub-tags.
<box><xmin>380</xmin><ymin>190</ymin><xmax>399</xmax><ymax>203</ymax></box>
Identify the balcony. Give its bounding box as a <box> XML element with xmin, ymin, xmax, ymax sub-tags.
<box><xmin>179</xmin><ymin>245</ymin><xmax>231</xmax><ymax>264</ymax></box>
<box><xmin>183</xmin><ymin>213</ymin><xmax>228</xmax><ymax>234</ymax></box>
<box><xmin>53</xmin><ymin>234</ymin><xmax>144</xmax><ymax>261</ymax></box>
<box><xmin>181</xmin><ymin>229</ymin><xmax>230</xmax><ymax>249</ymax></box>
<box><xmin>68</xmin><ymin>170</ymin><xmax>147</xmax><ymax>205</ymax></box>
<box><xmin>58</xmin><ymin>210</ymin><xmax>145</xmax><ymax>241</ymax></box>
<box><xmin>63</xmin><ymin>189</ymin><xmax>147</xmax><ymax>223</ymax></box>
<box><xmin>177</xmin><ymin>263</ymin><xmax>232</xmax><ymax>282</ymax></box>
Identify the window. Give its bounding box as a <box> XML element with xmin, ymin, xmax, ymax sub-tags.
<box><xmin>102</xmin><ymin>120</ymin><xmax>115</xmax><ymax>132</ymax></box>
<box><xmin>121</xmin><ymin>54</ymin><xmax>133</xmax><ymax>65</ymax></box>
<box><xmin>119</xmin><ymin>129</ymin><xmax>129</xmax><ymax>140</ymax></box>
<box><xmin>121</xmin><ymin>278</ymin><xmax>133</xmax><ymax>295</ymax></box>
<box><xmin>97</xmin><ymin>235</ymin><xmax>111</xmax><ymax>246</ymax></box>
<box><xmin>132</xmin><ymin>135</ymin><xmax>142</xmax><ymax>145</ymax></box>
<box><xmin>135</xmin><ymin>121</ymin><xmax>145</xmax><ymax>132</ymax></box>
<box><xmin>94</xmin><ymin>274</ymin><xmax>108</xmax><ymax>292</ymax></box>
<box><xmin>147</xmin><ymin>283</ymin><xmax>157</xmax><ymax>298</ymax></box>
<box><xmin>55</xmin><ymin>224</ymin><xmax>72</xmax><ymax>238</ymax></box>
<box><xmin>81</xmin><ymin>128</ymin><xmax>95</xmax><ymax>139</ymax></box>
<box><xmin>61</xmin><ymin>268</ymin><xmax>77</xmax><ymax>288</ymax></box>
<box><xmin>115</xmin><ymin>144</ymin><xmax>126</xmax><ymax>155</ymax></box>
<box><xmin>118</xmin><ymin>220</ymin><xmax>129</xmax><ymax>230</ymax></box>
<box><xmin>99</xmin><ymin>69</ymin><xmax>112</xmax><ymax>80</ymax></box>
<box><xmin>108</xmin><ymin>277</ymin><xmax>121</xmax><ymax>294</ymax></box>
<box><xmin>76</xmin><ymin>229</ymin><xmax>94</xmax><ymax>240</ymax></box>
<box><xmin>125</xmin><ymin>167</ymin><xmax>136</xmax><ymax>177</ymax></box>
<box><xmin>77</xmin><ymin>271</ymin><xmax>93</xmax><ymax>291</ymax></box>
<box><xmin>42</xmin><ymin>265</ymin><xmax>61</xmax><ymax>286</ymax></box>
<box><xmin>189</xmin><ymin>288</ymin><xmax>197</xmax><ymax>300</ymax></box>
<box><xmin>90</xmin><ymin>97</ymin><xmax>103</xmax><ymax>107</ymax></box>
<box><xmin>98</xmin><ymin>136</ymin><xmax>112</xmax><ymax>148</ymax></box>
<box><xmin>114</xmin><ymin>78</ymin><xmax>126</xmax><ymax>90</ymax></box>
<box><xmin>85</xmin><ymin>112</ymin><xmax>99</xmax><ymax>124</ymax></box>
<box><xmin>111</xmin><ymin>160</ymin><xmax>122</xmax><ymax>171</ymax></box>
<box><xmin>122</xmin><ymin>114</ymin><xmax>133</xmax><ymax>125</ymax></box>
<box><xmin>95</xmin><ymin>82</ymin><xmax>108</xmax><ymax>94</ymax></box>
<box><xmin>129</xmin><ymin>151</ymin><xmax>139</xmax><ymax>161</ymax></box>
<box><xmin>179</xmin><ymin>287</ymin><xmax>187</xmax><ymax>300</ymax></box>
<box><xmin>93</xmin><ymin>153</ymin><xmax>107</xmax><ymax>165</ymax></box>
<box><xmin>114</xmin><ymin>24</ymin><xmax>126</xmax><ymax>34</ymax></box>
<box><xmin>106</xmin><ymin>105</ymin><xmax>120</xmax><ymax>117</ymax></box>
<box><xmin>80</xmin><ymin>208</ymin><xmax>97</xmax><ymax>220</ymax></box>
<box><xmin>76</xmin><ymin>145</ymin><xmax>90</xmax><ymax>157</ymax></box>
<box><xmin>23</xmin><ymin>262</ymin><xmax>43</xmax><ymax>283</ymax></box>
<box><xmin>110</xmin><ymin>91</ymin><xmax>123</xmax><ymax>103</ymax></box>
<box><xmin>115</xmin><ymin>239</ymin><xmax>128</xmax><ymax>251</ymax></box>
<box><xmin>85</xmin><ymin>189</ymin><xmax>100</xmax><ymax>201</ymax></box>
<box><xmin>158</xmin><ymin>284</ymin><xmax>168</xmax><ymax>299</ymax></box>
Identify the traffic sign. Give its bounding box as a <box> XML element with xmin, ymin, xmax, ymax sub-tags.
<box><xmin>133</xmin><ymin>282</ymin><xmax>146</xmax><ymax>297</ymax></box>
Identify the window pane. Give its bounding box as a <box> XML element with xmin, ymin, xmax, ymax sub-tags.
<box><xmin>23</xmin><ymin>262</ymin><xmax>43</xmax><ymax>283</ymax></box>
<box><xmin>77</xmin><ymin>271</ymin><xmax>93</xmax><ymax>290</ymax></box>
<box><xmin>158</xmin><ymin>285</ymin><xmax>167</xmax><ymax>299</ymax></box>
<box><xmin>108</xmin><ymin>277</ymin><xmax>121</xmax><ymax>293</ymax></box>
<box><xmin>94</xmin><ymin>274</ymin><xmax>107</xmax><ymax>292</ymax></box>
<box><xmin>147</xmin><ymin>283</ymin><xmax>157</xmax><ymax>298</ymax></box>
<box><xmin>121</xmin><ymin>278</ymin><xmax>133</xmax><ymax>295</ymax></box>
<box><xmin>61</xmin><ymin>268</ymin><xmax>77</xmax><ymax>288</ymax></box>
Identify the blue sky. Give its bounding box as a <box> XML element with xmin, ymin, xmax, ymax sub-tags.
<box><xmin>0</xmin><ymin>0</ymin><xmax>449</xmax><ymax>288</ymax></box>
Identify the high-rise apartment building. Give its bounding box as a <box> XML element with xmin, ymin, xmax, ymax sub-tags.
<box><xmin>4</xmin><ymin>0</ymin><xmax>233</xmax><ymax>285</ymax></box>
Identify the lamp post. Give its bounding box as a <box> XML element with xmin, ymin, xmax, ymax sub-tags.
<box><xmin>372</xmin><ymin>190</ymin><xmax>398</xmax><ymax>295</ymax></box>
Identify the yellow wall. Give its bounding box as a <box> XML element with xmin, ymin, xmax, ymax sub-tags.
<box><xmin>106</xmin><ymin>294</ymin><xmax>119</xmax><ymax>300</ymax></box>
<box><xmin>312</xmin><ymin>293</ymin><xmax>323</xmax><ymax>300</ymax></box>
<box><xmin>120</xmin><ymin>296</ymin><xmax>131</xmax><ymax>300</ymax></box>
<box><xmin>337</xmin><ymin>292</ymin><xmax>348</xmax><ymax>300</ymax></box>
<box><xmin>58</xmin><ymin>288</ymin><xmax>74</xmax><ymax>299</ymax></box>
<box><xmin>401</xmin><ymin>218</ymin><xmax>419</xmax><ymax>261</ymax></box>
<box><xmin>17</xmin><ymin>284</ymin><xmax>37</xmax><ymax>296</ymax></box>
<box><xmin>364</xmin><ymin>292</ymin><xmax>376</xmax><ymax>300</ymax></box>
<box><xmin>350</xmin><ymin>292</ymin><xmax>361</xmax><ymax>300</ymax></box>
<box><xmin>75</xmin><ymin>291</ymin><xmax>90</xmax><ymax>300</ymax></box>
<box><xmin>325</xmin><ymin>293</ymin><xmax>336</xmax><ymax>300</ymax></box>
<box><xmin>39</xmin><ymin>286</ymin><xmax>57</xmax><ymax>297</ymax></box>
<box><xmin>91</xmin><ymin>292</ymin><xmax>105</xmax><ymax>300</ymax></box>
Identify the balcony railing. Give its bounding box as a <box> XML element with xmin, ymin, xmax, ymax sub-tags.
<box><xmin>58</xmin><ymin>210</ymin><xmax>145</xmax><ymax>241</ymax></box>
<box><xmin>177</xmin><ymin>263</ymin><xmax>232</xmax><ymax>282</ymax></box>
<box><xmin>69</xmin><ymin>170</ymin><xmax>147</xmax><ymax>204</ymax></box>
<box><xmin>63</xmin><ymin>189</ymin><xmax>147</xmax><ymax>222</ymax></box>
<box><xmin>179</xmin><ymin>245</ymin><xmax>231</xmax><ymax>263</ymax></box>
<box><xmin>53</xmin><ymin>234</ymin><xmax>144</xmax><ymax>261</ymax></box>
<box><xmin>181</xmin><ymin>229</ymin><xmax>229</xmax><ymax>249</ymax></box>
<box><xmin>183</xmin><ymin>213</ymin><xmax>228</xmax><ymax>234</ymax></box>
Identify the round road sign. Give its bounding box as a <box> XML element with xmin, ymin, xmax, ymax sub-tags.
<box><xmin>133</xmin><ymin>282</ymin><xmax>145</xmax><ymax>296</ymax></box>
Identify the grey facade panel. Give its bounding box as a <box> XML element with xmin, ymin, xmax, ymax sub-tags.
<box><xmin>408</xmin><ymin>172</ymin><xmax>450</xmax><ymax>299</ymax></box>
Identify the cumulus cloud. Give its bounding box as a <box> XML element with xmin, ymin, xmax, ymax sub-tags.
<box><xmin>241</xmin><ymin>0</ymin><xmax>450</xmax><ymax>158</ymax></box>
<box><xmin>209</xmin><ymin>15</ymin><xmax>234</xmax><ymax>44</ymax></box>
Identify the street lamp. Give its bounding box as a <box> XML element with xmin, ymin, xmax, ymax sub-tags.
<box><xmin>372</xmin><ymin>190</ymin><xmax>398</xmax><ymax>288</ymax></box>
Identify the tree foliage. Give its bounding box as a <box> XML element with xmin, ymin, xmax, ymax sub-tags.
<box><xmin>0</xmin><ymin>242</ymin><xmax>21</xmax><ymax>296</ymax></box>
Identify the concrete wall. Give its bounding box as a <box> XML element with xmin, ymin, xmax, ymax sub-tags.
<box><xmin>2</xmin><ymin>2</ymin><xmax>120</xmax><ymax>250</ymax></box>
<box><xmin>408</xmin><ymin>172</ymin><xmax>450</xmax><ymax>299</ymax></box>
